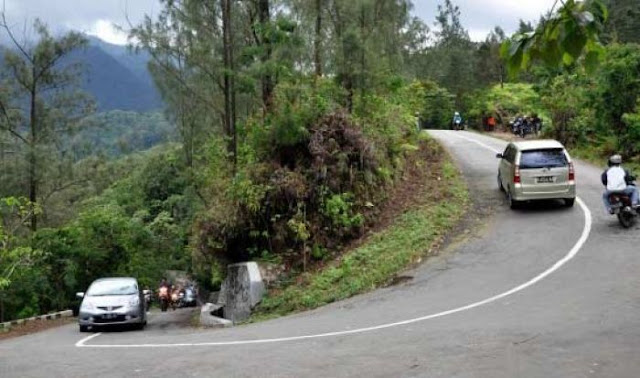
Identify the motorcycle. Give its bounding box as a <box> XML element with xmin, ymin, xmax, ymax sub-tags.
<box><xmin>609</xmin><ymin>186</ymin><xmax>640</xmax><ymax>228</ymax></box>
<box><xmin>519</xmin><ymin>121</ymin><xmax>532</xmax><ymax>138</ymax></box>
<box><xmin>452</xmin><ymin>119</ymin><xmax>463</xmax><ymax>131</ymax></box>
<box><xmin>143</xmin><ymin>289</ymin><xmax>152</xmax><ymax>310</ymax></box>
<box><xmin>158</xmin><ymin>286</ymin><xmax>170</xmax><ymax>312</ymax></box>
<box><xmin>183</xmin><ymin>286</ymin><xmax>197</xmax><ymax>307</ymax></box>
<box><xmin>170</xmin><ymin>288</ymin><xmax>182</xmax><ymax>310</ymax></box>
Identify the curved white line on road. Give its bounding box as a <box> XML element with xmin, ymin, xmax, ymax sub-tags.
<box><xmin>76</xmin><ymin>131</ymin><xmax>593</xmax><ymax>348</ymax></box>
<box><xmin>75</xmin><ymin>332</ymin><xmax>101</xmax><ymax>347</ymax></box>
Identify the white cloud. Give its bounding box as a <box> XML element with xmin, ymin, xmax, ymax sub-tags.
<box><xmin>2</xmin><ymin>0</ymin><xmax>159</xmax><ymax>44</ymax></box>
<box><xmin>86</xmin><ymin>19</ymin><xmax>128</xmax><ymax>45</ymax></box>
<box><xmin>6</xmin><ymin>0</ymin><xmax>557</xmax><ymax>45</ymax></box>
<box><xmin>413</xmin><ymin>0</ymin><xmax>557</xmax><ymax>41</ymax></box>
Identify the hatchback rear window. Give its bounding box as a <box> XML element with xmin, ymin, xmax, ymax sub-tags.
<box><xmin>519</xmin><ymin>149</ymin><xmax>567</xmax><ymax>169</ymax></box>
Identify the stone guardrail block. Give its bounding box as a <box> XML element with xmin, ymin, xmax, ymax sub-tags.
<box><xmin>223</xmin><ymin>262</ymin><xmax>265</xmax><ymax>323</ymax></box>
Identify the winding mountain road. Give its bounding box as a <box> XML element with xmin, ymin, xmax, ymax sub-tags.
<box><xmin>2</xmin><ymin>131</ymin><xmax>639</xmax><ymax>378</ymax></box>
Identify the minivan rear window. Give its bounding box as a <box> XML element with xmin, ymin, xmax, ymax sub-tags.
<box><xmin>519</xmin><ymin>148</ymin><xmax>568</xmax><ymax>169</ymax></box>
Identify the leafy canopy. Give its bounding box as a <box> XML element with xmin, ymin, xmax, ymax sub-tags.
<box><xmin>502</xmin><ymin>0</ymin><xmax>608</xmax><ymax>74</ymax></box>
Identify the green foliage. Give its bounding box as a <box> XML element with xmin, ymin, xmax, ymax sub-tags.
<box><xmin>622</xmin><ymin>100</ymin><xmax>640</xmax><ymax>157</ymax></box>
<box><xmin>0</xmin><ymin>198</ymin><xmax>41</xmax><ymax>291</ymax></box>
<box><xmin>502</xmin><ymin>0</ymin><xmax>608</xmax><ymax>75</ymax></box>
<box><xmin>417</xmin><ymin>81</ymin><xmax>456</xmax><ymax>129</ymax></box>
<box><xmin>253</xmin><ymin>155</ymin><xmax>469</xmax><ymax>319</ymax></box>
<box><xmin>467</xmin><ymin>83</ymin><xmax>547</xmax><ymax>127</ymax></box>
<box><xmin>594</xmin><ymin>44</ymin><xmax>640</xmax><ymax>155</ymax></box>
<box><xmin>540</xmin><ymin>74</ymin><xmax>595</xmax><ymax>146</ymax></box>
<box><xmin>0</xmin><ymin>146</ymin><xmax>199</xmax><ymax>321</ymax></box>
<box><xmin>72</xmin><ymin>111</ymin><xmax>176</xmax><ymax>158</ymax></box>
<box><xmin>322</xmin><ymin>193</ymin><xmax>364</xmax><ymax>230</ymax></box>
<box><xmin>0</xmin><ymin>20</ymin><xmax>95</xmax><ymax>231</ymax></box>
<box><xmin>603</xmin><ymin>0</ymin><xmax>640</xmax><ymax>44</ymax></box>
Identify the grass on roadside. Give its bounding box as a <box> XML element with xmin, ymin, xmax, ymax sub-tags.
<box><xmin>250</xmin><ymin>144</ymin><xmax>469</xmax><ymax>322</ymax></box>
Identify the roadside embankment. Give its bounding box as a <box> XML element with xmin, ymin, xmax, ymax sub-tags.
<box><xmin>251</xmin><ymin>134</ymin><xmax>470</xmax><ymax>321</ymax></box>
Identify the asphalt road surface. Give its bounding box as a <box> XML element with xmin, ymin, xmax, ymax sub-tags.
<box><xmin>2</xmin><ymin>131</ymin><xmax>639</xmax><ymax>378</ymax></box>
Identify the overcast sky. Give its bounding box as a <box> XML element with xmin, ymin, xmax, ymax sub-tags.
<box><xmin>3</xmin><ymin>0</ymin><xmax>557</xmax><ymax>45</ymax></box>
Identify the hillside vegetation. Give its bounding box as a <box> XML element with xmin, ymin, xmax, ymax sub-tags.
<box><xmin>1</xmin><ymin>0</ymin><xmax>638</xmax><ymax>322</ymax></box>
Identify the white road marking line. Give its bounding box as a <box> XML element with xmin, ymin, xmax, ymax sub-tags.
<box><xmin>76</xmin><ymin>131</ymin><xmax>593</xmax><ymax>348</ymax></box>
<box><xmin>449</xmin><ymin>131</ymin><xmax>503</xmax><ymax>154</ymax></box>
<box><xmin>75</xmin><ymin>332</ymin><xmax>102</xmax><ymax>347</ymax></box>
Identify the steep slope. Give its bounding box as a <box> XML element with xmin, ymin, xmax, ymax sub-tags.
<box><xmin>68</xmin><ymin>43</ymin><xmax>162</xmax><ymax>111</ymax></box>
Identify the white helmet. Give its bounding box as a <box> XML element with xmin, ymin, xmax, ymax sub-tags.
<box><xmin>609</xmin><ymin>154</ymin><xmax>622</xmax><ymax>165</ymax></box>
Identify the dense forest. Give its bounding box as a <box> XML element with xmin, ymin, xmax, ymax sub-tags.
<box><xmin>1</xmin><ymin>0</ymin><xmax>638</xmax><ymax>322</ymax></box>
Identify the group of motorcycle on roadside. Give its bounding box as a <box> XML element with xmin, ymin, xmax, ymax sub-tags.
<box><xmin>508</xmin><ymin>114</ymin><xmax>543</xmax><ymax>138</ymax></box>
<box><xmin>450</xmin><ymin>112</ymin><xmax>542</xmax><ymax>138</ymax></box>
<box><xmin>146</xmin><ymin>278</ymin><xmax>198</xmax><ymax>312</ymax></box>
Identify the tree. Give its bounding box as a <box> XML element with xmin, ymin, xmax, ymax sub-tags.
<box><xmin>222</xmin><ymin>0</ymin><xmax>237</xmax><ymax>167</ymax></box>
<box><xmin>603</xmin><ymin>0</ymin><xmax>640</xmax><ymax>43</ymax></box>
<box><xmin>0</xmin><ymin>197</ymin><xmax>41</xmax><ymax>291</ymax></box>
<box><xmin>502</xmin><ymin>0</ymin><xmax>609</xmax><ymax>75</ymax></box>
<box><xmin>594</xmin><ymin>44</ymin><xmax>640</xmax><ymax>156</ymax></box>
<box><xmin>427</xmin><ymin>0</ymin><xmax>477</xmax><ymax>100</ymax></box>
<box><xmin>0</xmin><ymin>18</ymin><xmax>94</xmax><ymax>231</ymax></box>
<box><xmin>476</xmin><ymin>27</ymin><xmax>507</xmax><ymax>88</ymax></box>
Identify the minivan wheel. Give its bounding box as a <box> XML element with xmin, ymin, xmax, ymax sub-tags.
<box><xmin>497</xmin><ymin>174</ymin><xmax>504</xmax><ymax>192</ymax></box>
<box><xmin>507</xmin><ymin>190</ymin><xmax>520</xmax><ymax>209</ymax></box>
<box><xmin>564</xmin><ymin>198</ymin><xmax>575</xmax><ymax>207</ymax></box>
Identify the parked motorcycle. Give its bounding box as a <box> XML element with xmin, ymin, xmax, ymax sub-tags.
<box><xmin>143</xmin><ymin>289</ymin><xmax>152</xmax><ymax>310</ymax></box>
<box><xmin>609</xmin><ymin>186</ymin><xmax>640</xmax><ymax>228</ymax></box>
<box><xmin>183</xmin><ymin>285</ymin><xmax>197</xmax><ymax>307</ymax></box>
<box><xmin>509</xmin><ymin>117</ymin><xmax>523</xmax><ymax>134</ymax></box>
<box><xmin>518</xmin><ymin>121</ymin><xmax>534</xmax><ymax>138</ymax></box>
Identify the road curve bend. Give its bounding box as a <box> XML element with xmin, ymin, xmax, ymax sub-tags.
<box><xmin>2</xmin><ymin>131</ymin><xmax>639</xmax><ymax>378</ymax></box>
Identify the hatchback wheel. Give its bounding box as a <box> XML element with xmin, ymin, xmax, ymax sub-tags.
<box><xmin>564</xmin><ymin>198</ymin><xmax>575</xmax><ymax>208</ymax></box>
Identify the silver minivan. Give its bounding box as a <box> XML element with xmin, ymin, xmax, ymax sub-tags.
<box><xmin>77</xmin><ymin>277</ymin><xmax>147</xmax><ymax>332</ymax></box>
<box><xmin>496</xmin><ymin>140</ymin><xmax>576</xmax><ymax>209</ymax></box>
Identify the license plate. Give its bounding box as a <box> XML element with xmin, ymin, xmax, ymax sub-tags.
<box><xmin>536</xmin><ymin>176</ymin><xmax>554</xmax><ymax>183</ymax></box>
<box><xmin>103</xmin><ymin>313</ymin><xmax>117</xmax><ymax>319</ymax></box>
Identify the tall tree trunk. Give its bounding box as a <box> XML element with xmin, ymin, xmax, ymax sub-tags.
<box><xmin>259</xmin><ymin>0</ymin><xmax>273</xmax><ymax>111</ymax></box>
<box><xmin>314</xmin><ymin>0</ymin><xmax>323</xmax><ymax>79</ymax></box>
<box><xmin>359</xmin><ymin>5</ymin><xmax>366</xmax><ymax>113</ymax></box>
<box><xmin>29</xmin><ymin>81</ymin><xmax>37</xmax><ymax>231</ymax></box>
<box><xmin>222</xmin><ymin>0</ymin><xmax>237</xmax><ymax>169</ymax></box>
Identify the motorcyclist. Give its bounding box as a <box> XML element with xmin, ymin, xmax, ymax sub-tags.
<box><xmin>159</xmin><ymin>277</ymin><xmax>171</xmax><ymax>290</ymax></box>
<box><xmin>601</xmin><ymin>154</ymin><xmax>639</xmax><ymax>214</ymax></box>
<box><xmin>452</xmin><ymin>112</ymin><xmax>462</xmax><ymax>129</ymax></box>
<box><xmin>158</xmin><ymin>277</ymin><xmax>172</xmax><ymax>311</ymax></box>
<box><xmin>531</xmin><ymin>114</ymin><xmax>542</xmax><ymax>134</ymax></box>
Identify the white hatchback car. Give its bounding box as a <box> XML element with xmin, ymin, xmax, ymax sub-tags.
<box><xmin>496</xmin><ymin>140</ymin><xmax>576</xmax><ymax>209</ymax></box>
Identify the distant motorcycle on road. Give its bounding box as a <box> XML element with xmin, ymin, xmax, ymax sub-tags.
<box><xmin>452</xmin><ymin>119</ymin><xmax>464</xmax><ymax>131</ymax></box>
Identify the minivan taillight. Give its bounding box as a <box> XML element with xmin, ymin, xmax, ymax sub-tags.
<box><xmin>514</xmin><ymin>165</ymin><xmax>521</xmax><ymax>184</ymax></box>
<box><xmin>568</xmin><ymin>162</ymin><xmax>575</xmax><ymax>181</ymax></box>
